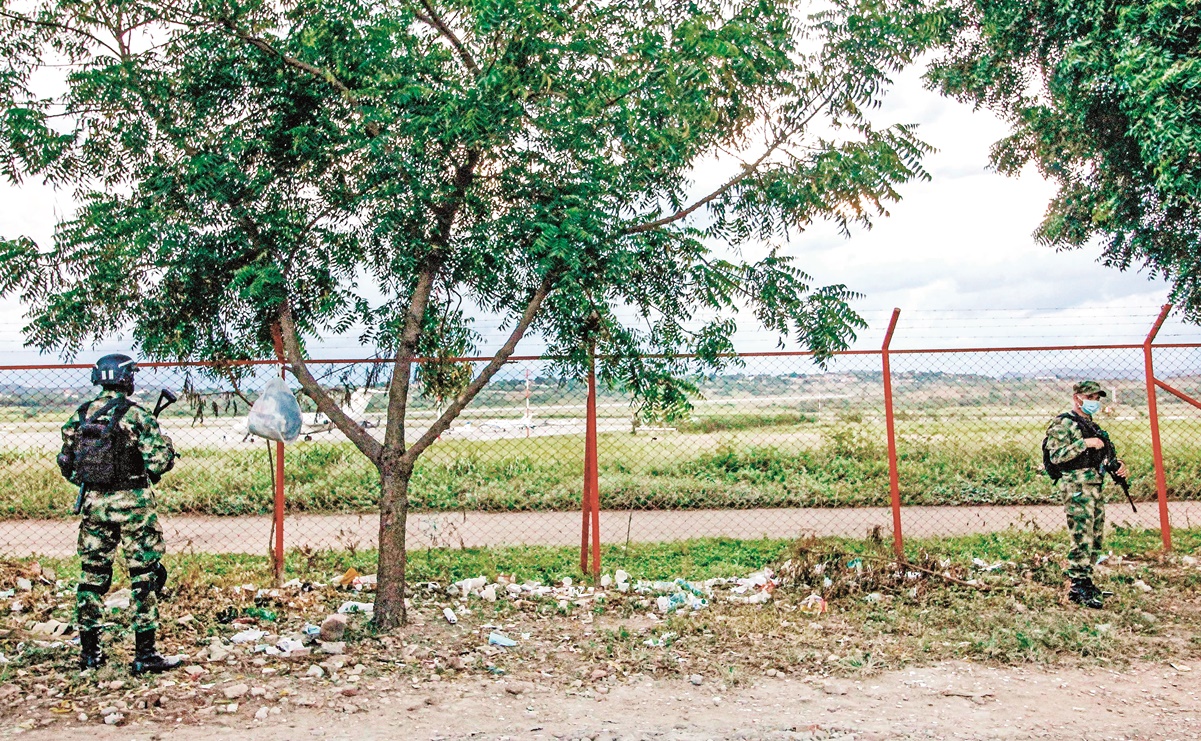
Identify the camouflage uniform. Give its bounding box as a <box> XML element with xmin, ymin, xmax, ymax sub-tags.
<box><xmin>1045</xmin><ymin>414</ymin><xmax>1105</xmax><ymax>579</ymax></box>
<box><xmin>61</xmin><ymin>390</ymin><xmax>175</xmax><ymax>633</ymax></box>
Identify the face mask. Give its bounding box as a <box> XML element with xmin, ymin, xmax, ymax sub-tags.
<box><xmin>1081</xmin><ymin>399</ymin><xmax>1102</xmax><ymax>415</ymax></box>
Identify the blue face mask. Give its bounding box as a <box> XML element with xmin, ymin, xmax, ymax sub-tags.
<box><xmin>1081</xmin><ymin>399</ymin><xmax>1102</xmax><ymax>415</ymax></box>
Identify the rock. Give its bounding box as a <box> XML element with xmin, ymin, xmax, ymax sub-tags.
<box><xmin>103</xmin><ymin>713</ymin><xmax>123</xmax><ymax>725</ymax></box>
<box><xmin>480</xmin><ymin>585</ymin><xmax>497</xmax><ymax>602</ymax></box>
<box><xmin>250</xmin><ymin>687</ymin><xmax>267</xmax><ymax>697</ymax></box>
<box><xmin>76</xmin><ymin>713</ymin><xmax>88</xmax><ymax>723</ymax></box>
<box><xmin>177</xmin><ymin>614</ymin><xmax>195</xmax><ymax>625</ymax></box>
<box><xmin>590</xmin><ymin>669</ymin><xmax>608</xmax><ymax>681</ymax></box>
<box><xmin>224</xmin><ymin>683</ymin><xmax>250</xmax><ymax>699</ymax></box>
<box><xmin>505</xmin><ymin>681</ymin><xmax>533</xmax><ymax>696</ymax></box>
<box><xmin>221</xmin><ymin>703</ymin><xmax>238</xmax><ymax>714</ymax></box>
<box><xmin>319</xmin><ymin>641</ymin><xmax>345</xmax><ymax>655</ymax></box>
<box><xmin>254</xmin><ymin>707</ymin><xmax>270</xmax><ymax>721</ymax></box>
<box><xmin>1134</xmin><ymin>579</ymin><xmax>1153</xmax><ymax>593</ymax></box>
<box><xmin>207</xmin><ymin>638</ymin><xmax>232</xmax><ymax>662</ymax></box>
<box><xmin>306</xmin><ymin>665</ymin><xmax>325</xmax><ymax>678</ymax></box>
<box><xmin>184</xmin><ymin>665</ymin><xmax>206</xmax><ymax>678</ymax></box>
<box><xmin>689</xmin><ymin>674</ymin><xmax>703</xmax><ymax>686</ymax></box>
<box><xmin>16</xmin><ymin>578</ymin><xmax>32</xmax><ymax>592</ymax></box>
<box><xmin>406</xmin><ymin>696</ymin><xmax>434</xmax><ymax>711</ymax></box>
<box><xmin>106</xmin><ymin>680</ymin><xmax>124</xmax><ymax>690</ymax></box>
<box><xmin>340</xmin><ymin>688</ymin><xmax>359</xmax><ymax>697</ymax></box>
<box><xmin>822</xmin><ymin>681</ymin><xmax>849</xmax><ymax>695</ymax></box>
<box><xmin>99</xmin><ymin>706</ymin><xmax>119</xmax><ymax>716</ymax></box>
<box><xmin>319</xmin><ymin>614</ymin><xmax>348</xmax><ymax>643</ymax></box>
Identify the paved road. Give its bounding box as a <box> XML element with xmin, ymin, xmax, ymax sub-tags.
<box><xmin>1</xmin><ymin>501</ymin><xmax>1195</xmax><ymax>557</ymax></box>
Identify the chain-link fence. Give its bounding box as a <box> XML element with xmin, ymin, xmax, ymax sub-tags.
<box><xmin>3</xmin><ymin>312</ymin><xmax>1201</xmax><ymax>560</ymax></box>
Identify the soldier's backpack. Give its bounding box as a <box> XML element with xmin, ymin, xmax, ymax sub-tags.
<box><xmin>67</xmin><ymin>397</ymin><xmax>148</xmax><ymax>490</ymax></box>
<box><xmin>1041</xmin><ymin>412</ymin><xmax>1103</xmax><ymax>482</ymax></box>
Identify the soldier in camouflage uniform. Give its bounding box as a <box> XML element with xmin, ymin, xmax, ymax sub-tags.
<box><xmin>59</xmin><ymin>354</ymin><xmax>180</xmax><ymax>673</ymax></box>
<box><xmin>1044</xmin><ymin>380</ymin><xmax>1128</xmax><ymax>608</ymax></box>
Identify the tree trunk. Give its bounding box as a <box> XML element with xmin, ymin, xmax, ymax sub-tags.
<box><xmin>373</xmin><ymin>463</ymin><xmax>411</xmax><ymax>629</ymax></box>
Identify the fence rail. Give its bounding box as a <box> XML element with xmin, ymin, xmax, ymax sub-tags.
<box><xmin>2</xmin><ymin>306</ymin><xmax>1201</xmax><ymax>572</ymax></box>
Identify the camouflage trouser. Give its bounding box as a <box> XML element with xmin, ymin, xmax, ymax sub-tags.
<box><xmin>75</xmin><ymin>488</ymin><xmax>165</xmax><ymax>632</ymax></box>
<box><xmin>1061</xmin><ymin>479</ymin><xmax>1105</xmax><ymax>580</ymax></box>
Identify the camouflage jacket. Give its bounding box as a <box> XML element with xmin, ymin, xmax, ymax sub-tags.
<box><xmin>1045</xmin><ymin>412</ymin><xmax>1104</xmax><ymax>484</ymax></box>
<box><xmin>60</xmin><ymin>390</ymin><xmax>175</xmax><ymax>483</ymax></box>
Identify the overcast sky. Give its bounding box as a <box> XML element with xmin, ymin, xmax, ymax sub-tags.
<box><xmin>0</xmin><ymin>59</ymin><xmax>1195</xmax><ymax>365</ymax></box>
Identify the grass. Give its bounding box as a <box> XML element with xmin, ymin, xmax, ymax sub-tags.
<box><xmin>3</xmin><ymin>411</ymin><xmax>1201</xmax><ymax>519</ymax></box>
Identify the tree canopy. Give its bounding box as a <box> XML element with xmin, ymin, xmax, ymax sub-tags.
<box><xmin>0</xmin><ymin>0</ymin><xmax>937</xmax><ymax>625</ymax></box>
<box><xmin>928</xmin><ymin>0</ymin><xmax>1201</xmax><ymax>318</ymax></box>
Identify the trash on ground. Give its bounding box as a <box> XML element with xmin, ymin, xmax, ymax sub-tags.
<box><xmin>487</xmin><ymin>632</ymin><xmax>517</xmax><ymax>647</ymax></box>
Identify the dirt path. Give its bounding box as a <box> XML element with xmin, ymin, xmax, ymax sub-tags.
<box><xmin>8</xmin><ymin>661</ymin><xmax>1201</xmax><ymax>740</ymax></box>
<box><xmin>2</xmin><ymin>501</ymin><xmax>1198</xmax><ymax>557</ymax></box>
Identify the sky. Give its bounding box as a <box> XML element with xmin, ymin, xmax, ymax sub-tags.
<box><xmin>0</xmin><ymin>57</ymin><xmax>1196</xmax><ymax>366</ymax></box>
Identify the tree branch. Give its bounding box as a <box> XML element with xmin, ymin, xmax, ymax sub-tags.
<box><xmin>403</xmin><ymin>272</ymin><xmax>556</xmax><ymax>462</ymax></box>
<box><xmin>279</xmin><ymin>302</ymin><xmax>384</xmax><ymax>462</ymax></box>
<box><xmin>0</xmin><ymin>9</ymin><xmax>122</xmax><ymax>57</ymax></box>
<box><xmin>382</xmin><ymin>148</ymin><xmax>482</xmax><ymax>455</ymax></box>
<box><xmin>411</xmin><ymin>0</ymin><xmax>481</xmax><ymax>77</ymax></box>
<box><xmin>622</xmin><ymin>133</ymin><xmax>789</xmax><ymax>236</ymax></box>
<box><xmin>213</xmin><ymin>16</ymin><xmax>381</xmax><ymax>136</ymax></box>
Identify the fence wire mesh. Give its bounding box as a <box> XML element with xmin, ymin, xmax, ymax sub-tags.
<box><xmin>3</xmin><ymin>333</ymin><xmax>1201</xmax><ymax>559</ymax></box>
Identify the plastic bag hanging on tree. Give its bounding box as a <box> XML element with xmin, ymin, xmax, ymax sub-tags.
<box><xmin>248</xmin><ymin>376</ymin><xmax>303</xmax><ymax>443</ymax></box>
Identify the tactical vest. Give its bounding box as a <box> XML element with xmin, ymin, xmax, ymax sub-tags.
<box><xmin>1041</xmin><ymin>412</ymin><xmax>1105</xmax><ymax>482</ymax></box>
<box><xmin>71</xmin><ymin>397</ymin><xmax>148</xmax><ymax>491</ymax></box>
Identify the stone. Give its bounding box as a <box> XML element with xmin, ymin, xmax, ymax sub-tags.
<box><xmin>221</xmin><ymin>703</ymin><xmax>238</xmax><ymax>714</ymax></box>
<box><xmin>319</xmin><ymin>614</ymin><xmax>348</xmax><ymax>643</ymax></box>
<box><xmin>254</xmin><ymin>707</ymin><xmax>270</xmax><ymax>721</ymax></box>
<box><xmin>1133</xmin><ymin>579</ymin><xmax>1153</xmax><ymax>593</ymax></box>
<box><xmin>590</xmin><ymin>669</ymin><xmax>608</xmax><ymax>681</ymax></box>
<box><xmin>480</xmin><ymin>585</ymin><xmax>497</xmax><ymax>602</ymax></box>
<box><xmin>184</xmin><ymin>665</ymin><xmax>206</xmax><ymax>679</ymax></box>
<box><xmin>319</xmin><ymin>641</ymin><xmax>346</xmax><ymax>655</ymax></box>
<box><xmin>100</xmin><ymin>706</ymin><xmax>119</xmax><ymax>716</ymax></box>
<box><xmin>689</xmin><ymin>674</ymin><xmax>703</xmax><ymax>686</ymax></box>
<box><xmin>306</xmin><ymin>665</ymin><xmax>325</xmax><ymax>678</ymax></box>
<box><xmin>505</xmin><ymin>681</ymin><xmax>533</xmax><ymax>696</ymax></box>
<box><xmin>76</xmin><ymin>713</ymin><xmax>87</xmax><ymax>723</ymax></box>
<box><xmin>106</xmin><ymin>680</ymin><xmax>124</xmax><ymax>690</ymax></box>
<box><xmin>822</xmin><ymin>681</ymin><xmax>849</xmax><ymax>696</ymax></box>
<box><xmin>103</xmin><ymin>713</ymin><xmax>123</xmax><ymax>725</ymax></box>
<box><xmin>16</xmin><ymin>578</ymin><xmax>32</xmax><ymax>592</ymax></box>
<box><xmin>224</xmin><ymin>683</ymin><xmax>250</xmax><ymax>700</ymax></box>
<box><xmin>250</xmin><ymin>687</ymin><xmax>268</xmax><ymax>697</ymax></box>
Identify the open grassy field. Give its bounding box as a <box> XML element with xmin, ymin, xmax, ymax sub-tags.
<box><xmin>3</xmin><ymin>407</ymin><xmax>1201</xmax><ymax>519</ymax></box>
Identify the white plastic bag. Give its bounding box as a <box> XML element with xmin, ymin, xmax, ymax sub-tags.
<box><xmin>248</xmin><ymin>376</ymin><xmax>303</xmax><ymax>443</ymax></box>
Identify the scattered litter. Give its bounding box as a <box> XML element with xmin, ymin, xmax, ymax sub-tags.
<box><xmin>104</xmin><ymin>588</ymin><xmax>131</xmax><ymax>610</ymax></box>
<box><xmin>1170</xmin><ymin>663</ymin><xmax>1192</xmax><ymax>672</ymax></box>
<box><xmin>798</xmin><ymin>593</ymin><xmax>828</xmax><ymax>615</ymax></box>
<box><xmin>29</xmin><ymin>619</ymin><xmax>71</xmax><ymax>638</ymax></box>
<box><xmin>643</xmin><ymin>632</ymin><xmax>677</xmax><ymax>647</ymax></box>
<box><xmin>488</xmin><ymin>632</ymin><xmax>517</xmax><ymax>647</ymax></box>
<box><xmin>230</xmin><ymin>629</ymin><xmax>266</xmax><ymax>644</ymax></box>
<box><xmin>337</xmin><ymin>568</ymin><xmax>361</xmax><ymax>587</ymax></box>
<box><xmin>16</xmin><ymin>578</ymin><xmax>32</xmax><ymax>592</ymax></box>
<box><xmin>276</xmin><ymin>637</ymin><xmax>307</xmax><ymax>655</ymax></box>
<box><xmin>442</xmin><ymin>608</ymin><xmax>458</xmax><ymax>625</ymax></box>
<box><xmin>337</xmin><ymin>601</ymin><xmax>374</xmax><ymax>615</ymax></box>
<box><xmin>1133</xmin><ymin>580</ymin><xmax>1153</xmax><ymax>593</ymax></box>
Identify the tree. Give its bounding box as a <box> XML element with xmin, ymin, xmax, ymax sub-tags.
<box><xmin>927</xmin><ymin>0</ymin><xmax>1201</xmax><ymax>318</ymax></box>
<box><xmin>0</xmin><ymin>0</ymin><xmax>937</xmax><ymax>627</ymax></box>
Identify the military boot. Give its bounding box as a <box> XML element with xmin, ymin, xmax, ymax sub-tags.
<box><xmin>129</xmin><ymin>630</ymin><xmax>181</xmax><ymax>675</ymax></box>
<box><xmin>1068</xmin><ymin>577</ymin><xmax>1103</xmax><ymax>609</ymax></box>
<box><xmin>78</xmin><ymin>628</ymin><xmax>105</xmax><ymax>670</ymax></box>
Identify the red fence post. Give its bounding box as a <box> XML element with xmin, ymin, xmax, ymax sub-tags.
<box><xmin>881</xmin><ymin>308</ymin><xmax>904</xmax><ymax>558</ymax></box>
<box><xmin>580</xmin><ymin>348</ymin><xmax>601</xmax><ymax>578</ymax></box>
<box><xmin>1143</xmin><ymin>304</ymin><xmax>1173</xmax><ymax>551</ymax></box>
<box><xmin>270</xmin><ymin>324</ymin><xmax>287</xmax><ymax>585</ymax></box>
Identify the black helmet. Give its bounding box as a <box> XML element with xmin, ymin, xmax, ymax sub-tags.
<box><xmin>91</xmin><ymin>353</ymin><xmax>137</xmax><ymax>393</ymax></box>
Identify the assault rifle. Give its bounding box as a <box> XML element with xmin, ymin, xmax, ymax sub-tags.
<box><xmin>1097</xmin><ymin>429</ymin><xmax>1137</xmax><ymax>514</ymax></box>
<box><xmin>73</xmin><ymin>389</ymin><xmax>179</xmax><ymax>515</ymax></box>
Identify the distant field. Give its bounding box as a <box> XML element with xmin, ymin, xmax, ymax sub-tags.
<box><xmin>3</xmin><ymin>406</ymin><xmax>1201</xmax><ymax>519</ymax></box>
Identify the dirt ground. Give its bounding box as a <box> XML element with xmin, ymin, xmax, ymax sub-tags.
<box><xmin>5</xmin><ymin>660</ymin><xmax>1200</xmax><ymax>740</ymax></box>
<box><xmin>3</xmin><ymin>501</ymin><xmax>1197</xmax><ymax>558</ymax></box>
